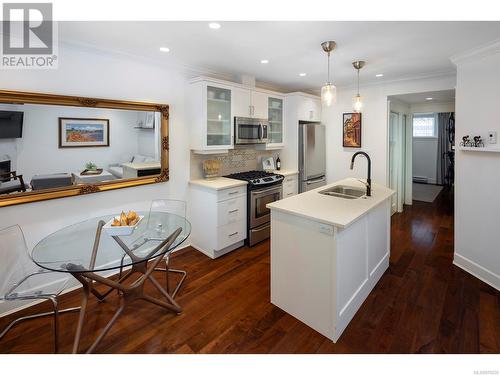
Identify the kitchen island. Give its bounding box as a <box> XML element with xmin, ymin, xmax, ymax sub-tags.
<box><xmin>267</xmin><ymin>178</ymin><xmax>394</xmax><ymax>342</ymax></box>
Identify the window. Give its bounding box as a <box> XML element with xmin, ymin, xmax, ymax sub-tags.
<box><xmin>413</xmin><ymin>114</ymin><xmax>436</xmax><ymax>137</ymax></box>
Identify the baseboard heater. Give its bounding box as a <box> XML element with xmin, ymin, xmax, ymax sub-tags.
<box><xmin>413</xmin><ymin>176</ymin><xmax>428</xmax><ymax>183</ymax></box>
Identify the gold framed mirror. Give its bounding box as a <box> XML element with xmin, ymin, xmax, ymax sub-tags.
<box><xmin>0</xmin><ymin>90</ymin><xmax>169</xmax><ymax>207</ymax></box>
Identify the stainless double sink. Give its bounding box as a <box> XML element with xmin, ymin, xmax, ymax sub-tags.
<box><xmin>319</xmin><ymin>185</ymin><xmax>366</xmax><ymax>199</ymax></box>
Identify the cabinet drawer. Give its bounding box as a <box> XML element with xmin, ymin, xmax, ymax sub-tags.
<box><xmin>283</xmin><ymin>179</ymin><xmax>298</xmax><ymax>198</ymax></box>
<box><xmin>216</xmin><ymin>220</ymin><xmax>246</xmax><ymax>251</ymax></box>
<box><xmin>216</xmin><ymin>185</ymin><xmax>246</xmax><ymax>202</ymax></box>
<box><xmin>284</xmin><ymin>174</ymin><xmax>298</xmax><ymax>183</ymax></box>
<box><xmin>217</xmin><ymin>196</ymin><xmax>246</xmax><ymax>226</ymax></box>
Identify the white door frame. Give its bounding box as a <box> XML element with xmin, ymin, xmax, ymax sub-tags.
<box><xmin>388</xmin><ymin>108</ymin><xmax>406</xmax><ymax>213</ymax></box>
<box><xmin>404</xmin><ymin>114</ymin><xmax>413</xmax><ymax>205</ymax></box>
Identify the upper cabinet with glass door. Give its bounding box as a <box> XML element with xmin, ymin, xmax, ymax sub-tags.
<box><xmin>206</xmin><ymin>86</ymin><xmax>231</xmax><ymax>147</ymax></box>
<box><xmin>256</xmin><ymin>94</ymin><xmax>285</xmax><ymax>150</ymax></box>
<box><xmin>189</xmin><ymin>79</ymin><xmax>234</xmax><ymax>153</ymax></box>
<box><xmin>268</xmin><ymin>96</ymin><xmax>284</xmax><ymax>145</ymax></box>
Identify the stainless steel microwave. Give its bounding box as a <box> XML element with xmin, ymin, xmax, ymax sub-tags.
<box><xmin>234</xmin><ymin>117</ymin><xmax>269</xmax><ymax>145</ymax></box>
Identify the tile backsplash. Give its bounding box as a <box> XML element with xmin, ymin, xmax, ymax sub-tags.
<box><xmin>190</xmin><ymin>146</ymin><xmax>276</xmax><ymax>179</ymax></box>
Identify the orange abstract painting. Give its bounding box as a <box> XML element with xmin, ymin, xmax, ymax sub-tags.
<box><xmin>343</xmin><ymin>113</ymin><xmax>362</xmax><ymax>148</ymax></box>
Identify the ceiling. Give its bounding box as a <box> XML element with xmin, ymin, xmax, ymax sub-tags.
<box><xmin>390</xmin><ymin>89</ymin><xmax>456</xmax><ymax>104</ymax></box>
<box><xmin>59</xmin><ymin>21</ymin><xmax>500</xmax><ymax>92</ymax></box>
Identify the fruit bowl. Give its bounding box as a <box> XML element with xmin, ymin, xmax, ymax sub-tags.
<box><xmin>103</xmin><ymin>215</ymin><xmax>144</xmax><ymax>236</ymax></box>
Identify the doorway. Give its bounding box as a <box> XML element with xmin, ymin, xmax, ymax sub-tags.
<box><xmin>388</xmin><ymin>89</ymin><xmax>455</xmax><ymax>213</ymax></box>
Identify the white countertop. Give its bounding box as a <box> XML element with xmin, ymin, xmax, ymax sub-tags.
<box><xmin>271</xmin><ymin>169</ymin><xmax>299</xmax><ymax>177</ymax></box>
<box><xmin>267</xmin><ymin>178</ymin><xmax>394</xmax><ymax>228</ymax></box>
<box><xmin>189</xmin><ymin>177</ymin><xmax>247</xmax><ymax>190</ymax></box>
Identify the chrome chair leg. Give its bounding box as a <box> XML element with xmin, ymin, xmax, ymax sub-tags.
<box><xmin>48</xmin><ymin>295</ymin><xmax>59</xmax><ymax>353</ymax></box>
<box><xmin>0</xmin><ymin>296</ymin><xmax>80</xmax><ymax>353</ymax></box>
<box><xmin>154</xmin><ymin>255</ymin><xmax>187</xmax><ymax>298</ymax></box>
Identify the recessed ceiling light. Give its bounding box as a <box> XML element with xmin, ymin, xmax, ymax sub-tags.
<box><xmin>299</xmin><ymin>73</ymin><xmax>307</xmax><ymax>77</ymax></box>
<box><xmin>159</xmin><ymin>47</ymin><xmax>170</xmax><ymax>53</ymax></box>
<box><xmin>208</xmin><ymin>22</ymin><xmax>221</xmax><ymax>30</ymax></box>
<box><xmin>260</xmin><ymin>59</ymin><xmax>269</xmax><ymax>64</ymax></box>
<box><xmin>375</xmin><ymin>73</ymin><xmax>384</xmax><ymax>77</ymax></box>
<box><xmin>426</xmin><ymin>97</ymin><xmax>433</xmax><ymax>100</ymax></box>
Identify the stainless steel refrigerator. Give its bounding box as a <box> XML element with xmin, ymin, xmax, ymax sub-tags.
<box><xmin>299</xmin><ymin>121</ymin><xmax>326</xmax><ymax>193</ymax></box>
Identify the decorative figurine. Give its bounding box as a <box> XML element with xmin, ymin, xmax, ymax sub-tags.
<box><xmin>473</xmin><ymin>136</ymin><xmax>484</xmax><ymax>147</ymax></box>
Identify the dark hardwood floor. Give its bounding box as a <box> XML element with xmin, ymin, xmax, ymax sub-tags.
<box><xmin>1</xmin><ymin>188</ymin><xmax>499</xmax><ymax>354</ymax></box>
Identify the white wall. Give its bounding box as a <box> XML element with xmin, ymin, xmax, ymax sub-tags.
<box><xmin>321</xmin><ymin>75</ymin><xmax>456</xmax><ymax>186</ymax></box>
<box><xmin>0</xmin><ymin>45</ymin><xmax>191</xmax><ymax>314</ymax></box>
<box><xmin>412</xmin><ymin>137</ymin><xmax>438</xmax><ymax>183</ymax></box>
<box><xmin>0</xmin><ymin>104</ymin><xmax>145</xmax><ymax>183</ymax></box>
<box><xmin>410</xmin><ymin>101</ymin><xmax>455</xmax><ymax>113</ymax></box>
<box><xmin>453</xmin><ymin>45</ymin><xmax>500</xmax><ymax>290</ymax></box>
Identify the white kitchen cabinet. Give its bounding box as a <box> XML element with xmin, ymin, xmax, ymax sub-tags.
<box><xmin>298</xmin><ymin>96</ymin><xmax>322</xmax><ymax>122</ymax></box>
<box><xmin>281</xmin><ymin>92</ymin><xmax>322</xmax><ymax>172</ymax></box>
<box><xmin>189</xmin><ymin>79</ymin><xmax>234</xmax><ymax>153</ymax></box>
<box><xmin>282</xmin><ymin>173</ymin><xmax>298</xmax><ymax>198</ymax></box>
<box><xmin>233</xmin><ymin>87</ymin><xmax>252</xmax><ymax>118</ymax></box>
<box><xmin>268</xmin><ymin>96</ymin><xmax>284</xmax><ymax>146</ymax></box>
<box><xmin>251</xmin><ymin>91</ymin><xmax>269</xmax><ymax>118</ymax></box>
<box><xmin>190</xmin><ymin>76</ymin><xmax>288</xmax><ymax>153</ymax></box>
<box><xmin>256</xmin><ymin>94</ymin><xmax>285</xmax><ymax>150</ymax></box>
<box><xmin>233</xmin><ymin>88</ymin><xmax>268</xmax><ymax>119</ymax></box>
<box><xmin>189</xmin><ymin>182</ymin><xmax>247</xmax><ymax>259</ymax></box>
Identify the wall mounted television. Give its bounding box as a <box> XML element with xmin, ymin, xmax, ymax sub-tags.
<box><xmin>0</xmin><ymin>110</ymin><xmax>24</xmax><ymax>138</ymax></box>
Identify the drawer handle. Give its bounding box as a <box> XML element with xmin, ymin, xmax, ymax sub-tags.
<box><xmin>228</xmin><ymin>191</ymin><xmax>239</xmax><ymax>195</ymax></box>
<box><xmin>286</xmin><ymin>192</ymin><xmax>294</xmax><ymax>196</ymax></box>
<box><xmin>228</xmin><ymin>209</ymin><xmax>239</xmax><ymax>213</ymax></box>
<box><xmin>229</xmin><ymin>231</ymin><xmax>239</xmax><ymax>237</ymax></box>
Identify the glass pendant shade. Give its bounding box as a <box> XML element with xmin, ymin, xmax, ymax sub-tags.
<box><xmin>353</xmin><ymin>94</ymin><xmax>363</xmax><ymax>112</ymax></box>
<box><xmin>321</xmin><ymin>83</ymin><xmax>337</xmax><ymax>107</ymax></box>
<box><xmin>351</xmin><ymin>61</ymin><xmax>365</xmax><ymax>113</ymax></box>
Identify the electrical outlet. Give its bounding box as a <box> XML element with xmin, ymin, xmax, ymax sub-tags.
<box><xmin>319</xmin><ymin>223</ymin><xmax>334</xmax><ymax>236</ymax></box>
<box><xmin>488</xmin><ymin>131</ymin><xmax>497</xmax><ymax>144</ymax></box>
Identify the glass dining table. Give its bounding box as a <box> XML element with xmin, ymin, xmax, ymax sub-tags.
<box><xmin>31</xmin><ymin>211</ymin><xmax>191</xmax><ymax>354</ymax></box>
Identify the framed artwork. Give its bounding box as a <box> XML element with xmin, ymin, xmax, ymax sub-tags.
<box><xmin>262</xmin><ymin>156</ymin><xmax>276</xmax><ymax>171</ymax></box>
<box><xmin>343</xmin><ymin>113</ymin><xmax>362</xmax><ymax>148</ymax></box>
<box><xmin>59</xmin><ymin>118</ymin><xmax>110</xmax><ymax>148</ymax></box>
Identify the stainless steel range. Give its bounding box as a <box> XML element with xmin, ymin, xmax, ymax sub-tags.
<box><xmin>224</xmin><ymin>170</ymin><xmax>284</xmax><ymax>246</ymax></box>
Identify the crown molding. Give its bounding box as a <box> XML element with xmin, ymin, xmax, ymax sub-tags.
<box><xmin>450</xmin><ymin>39</ymin><xmax>500</xmax><ymax>65</ymax></box>
<box><xmin>285</xmin><ymin>91</ymin><xmax>321</xmax><ymax>99</ymax></box>
<box><xmin>337</xmin><ymin>70</ymin><xmax>456</xmax><ymax>91</ymax></box>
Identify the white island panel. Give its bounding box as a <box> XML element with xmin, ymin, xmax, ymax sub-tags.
<box><xmin>336</xmin><ymin>218</ymin><xmax>368</xmax><ymax>317</ymax></box>
<box><xmin>269</xmin><ymin>179</ymin><xmax>393</xmax><ymax>343</ymax></box>
<box><xmin>270</xmin><ymin>210</ymin><xmax>335</xmax><ymax>339</ymax></box>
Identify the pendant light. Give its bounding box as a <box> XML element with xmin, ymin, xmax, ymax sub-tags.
<box><xmin>352</xmin><ymin>60</ymin><xmax>365</xmax><ymax>113</ymax></box>
<box><xmin>321</xmin><ymin>41</ymin><xmax>337</xmax><ymax>107</ymax></box>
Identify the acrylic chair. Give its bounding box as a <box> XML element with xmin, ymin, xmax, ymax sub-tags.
<box><xmin>0</xmin><ymin>225</ymin><xmax>79</xmax><ymax>353</ymax></box>
<box><xmin>117</xmin><ymin>199</ymin><xmax>188</xmax><ymax>298</ymax></box>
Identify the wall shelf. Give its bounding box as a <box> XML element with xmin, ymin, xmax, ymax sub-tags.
<box><xmin>458</xmin><ymin>146</ymin><xmax>500</xmax><ymax>152</ymax></box>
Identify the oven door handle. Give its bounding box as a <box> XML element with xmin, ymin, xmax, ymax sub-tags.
<box><xmin>251</xmin><ymin>186</ymin><xmax>282</xmax><ymax>197</ymax></box>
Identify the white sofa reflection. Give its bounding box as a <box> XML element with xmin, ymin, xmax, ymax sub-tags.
<box><xmin>108</xmin><ymin>154</ymin><xmax>160</xmax><ymax>179</ymax></box>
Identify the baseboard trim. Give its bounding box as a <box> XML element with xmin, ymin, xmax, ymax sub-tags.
<box><xmin>453</xmin><ymin>253</ymin><xmax>500</xmax><ymax>291</ymax></box>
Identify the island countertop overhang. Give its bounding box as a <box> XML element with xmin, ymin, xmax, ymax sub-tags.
<box><xmin>267</xmin><ymin>178</ymin><xmax>395</xmax><ymax>228</ymax></box>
